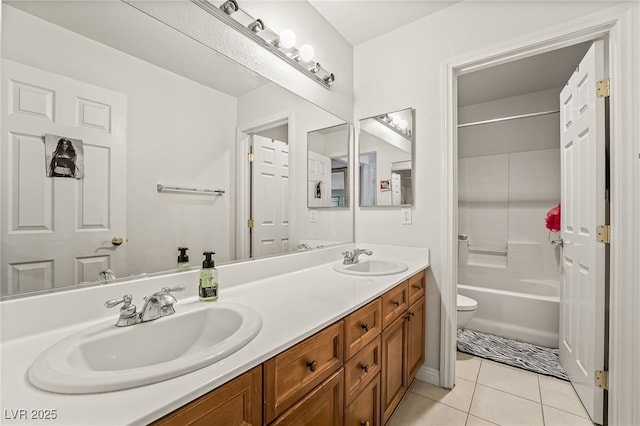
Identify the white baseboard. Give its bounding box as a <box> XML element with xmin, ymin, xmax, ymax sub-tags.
<box><xmin>415</xmin><ymin>366</ymin><xmax>440</xmax><ymax>386</ymax></box>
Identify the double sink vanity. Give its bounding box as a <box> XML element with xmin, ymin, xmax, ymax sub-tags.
<box><xmin>1</xmin><ymin>244</ymin><xmax>429</xmax><ymax>425</ymax></box>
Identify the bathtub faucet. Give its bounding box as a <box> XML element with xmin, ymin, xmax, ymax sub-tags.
<box><xmin>342</xmin><ymin>248</ymin><xmax>373</xmax><ymax>265</ymax></box>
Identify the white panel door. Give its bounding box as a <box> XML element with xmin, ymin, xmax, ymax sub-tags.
<box><xmin>307</xmin><ymin>150</ymin><xmax>331</xmax><ymax>208</ymax></box>
<box><xmin>1</xmin><ymin>60</ymin><xmax>127</xmax><ymax>295</ymax></box>
<box><xmin>391</xmin><ymin>172</ymin><xmax>401</xmax><ymax>205</ymax></box>
<box><xmin>559</xmin><ymin>41</ymin><xmax>606</xmax><ymax>424</ymax></box>
<box><xmin>251</xmin><ymin>135</ymin><xmax>289</xmax><ymax>258</ymax></box>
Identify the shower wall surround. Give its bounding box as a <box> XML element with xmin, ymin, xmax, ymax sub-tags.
<box><xmin>458</xmin><ymin>148</ymin><xmax>561</xmax><ymax>292</ymax></box>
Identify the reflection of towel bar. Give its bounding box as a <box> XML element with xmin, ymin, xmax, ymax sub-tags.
<box><xmin>156</xmin><ymin>184</ymin><xmax>225</xmax><ymax>196</ymax></box>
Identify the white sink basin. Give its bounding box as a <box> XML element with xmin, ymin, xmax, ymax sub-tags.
<box><xmin>28</xmin><ymin>301</ymin><xmax>262</xmax><ymax>394</ymax></box>
<box><xmin>333</xmin><ymin>259</ymin><xmax>409</xmax><ymax>276</ymax></box>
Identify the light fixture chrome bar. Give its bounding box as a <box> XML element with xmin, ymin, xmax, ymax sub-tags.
<box><xmin>192</xmin><ymin>0</ymin><xmax>333</xmax><ymax>89</ymax></box>
<box><xmin>156</xmin><ymin>184</ymin><xmax>225</xmax><ymax>195</ymax></box>
<box><xmin>457</xmin><ymin>110</ymin><xmax>560</xmax><ymax>128</ymax></box>
<box><xmin>374</xmin><ymin>115</ymin><xmax>412</xmax><ymax>139</ymax></box>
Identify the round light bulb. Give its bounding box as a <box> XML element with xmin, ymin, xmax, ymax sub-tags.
<box><xmin>392</xmin><ymin>115</ymin><xmax>401</xmax><ymax>125</ymax></box>
<box><xmin>299</xmin><ymin>44</ymin><xmax>314</xmax><ymax>62</ymax></box>
<box><xmin>279</xmin><ymin>29</ymin><xmax>296</xmax><ymax>49</ymax></box>
<box><xmin>399</xmin><ymin>119</ymin><xmax>408</xmax><ymax>129</ymax></box>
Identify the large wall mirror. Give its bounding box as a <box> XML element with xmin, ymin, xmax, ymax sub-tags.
<box><xmin>0</xmin><ymin>1</ymin><xmax>353</xmax><ymax>299</ymax></box>
<box><xmin>307</xmin><ymin>124</ymin><xmax>350</xmax><ymax>208</ymax></box>
<box><xmin>359</xmin><ymin>108</ymin><xmax>414</xmax><ymax>207</ymax></box>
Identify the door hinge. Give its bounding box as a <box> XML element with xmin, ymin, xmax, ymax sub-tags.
<box><xmin>596</xmin><ymin>79</ymin><xmax>610</xmax><ymax>98</ymax></box>
<box><xmin>247</xmin><ymin>219</ymin><xmax>254</xmax><ymax>228</ymax></box>
<box><xmin>596</xmin><ymin>225</ymin><xmax>611</xmax><ymax>244</ymax></box>
<box><xmin>595</xmin><ymin>370</ymin><xmax>609</xmax><ymax>390</ymax></box>
<box><xmin>247</xmin><ymin>153</ymin><xmax>254</xmax><ymax>162</ymax></box>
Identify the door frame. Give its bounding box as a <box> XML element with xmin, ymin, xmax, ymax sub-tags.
<box><xmin>235</xmin><ymin>111</ymin><xmax>295</xmax><ymax>260</ymax></box>
<box><xmin>440</xmin><ymin>4</ymin><xmax>639</xmax><ymax>425</ymax></box>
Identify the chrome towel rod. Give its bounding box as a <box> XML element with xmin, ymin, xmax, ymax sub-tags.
<box><xmin>156</xmin><ymin>184</ymin><xmax>225</xmax><ymax>196</ymax></box>
<box><xmin>457</xmin><ymin>109</ymin><xmax>560</xmax><ymax>128</ymax></box>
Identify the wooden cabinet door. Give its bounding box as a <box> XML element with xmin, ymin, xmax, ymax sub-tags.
<box><xmin>152</xmin><ymin>366</ymin><xmax>262</xmax><ymax>426</ymax></box>
<box><xmin>380</xmin><ymin>315</ymin><xmax>407</xmax><ymax>424</ymax></box>
<box><xmin>406</xmin><ymin>295</ymin><xmax>426</xmax><ymax>384</ymax></box>
<box><xmin>271</xmin><ymin>368</ymin><xmax>344</xmax><ymax>426</ymax></box>
<box><xmin>345</xmin><ymin>373</ymin><xmax>381</xmax><ymax>426</ymax></box>
<box><xmin>345</xmin><ymin>336</ymin><xmax>381</xmax><ymax>404</ymax></box>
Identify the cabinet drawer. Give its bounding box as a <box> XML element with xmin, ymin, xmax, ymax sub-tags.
<box><xmin>264</xmin><ymin>321</ymin><xmax>344</xmax><ymax>423</ymax></box>
<box><xmin>152</xmin><ymin>366</ymin><xmax>262</xmax><ymax>426</ymax></box>
<box><xmin>381</xmin><ymin>282</ymin><xmax>408</xmax><ymax>329</ymax></box>
<box><xmin>407</xmin><ymin>270</ymin><xmax>426</xmax><ymax>307</ymax></box>
<box><xmin>345</xmin><ymin>336</ymin><xmax>381</xmax><ymax>404</ymax></box>
<box><xmin>345</xmin><ymin>373</ymin><xmax>381</xmax><ymax>426</ymax></box>
<box><xmin>271</xmin><ymin>368</ymin><xmax>344</xmax><ymax>426</ymax></box>
<box><xmin>344</xmin><ymin>299</ymin><xmax>382</xmax><ymax>360</ymax></box>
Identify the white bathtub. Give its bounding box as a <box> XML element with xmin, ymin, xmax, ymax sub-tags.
<box><xmin>458</xmin><ymin>280</ymin><xmax>560</xmax><ymax>348</ymax></box>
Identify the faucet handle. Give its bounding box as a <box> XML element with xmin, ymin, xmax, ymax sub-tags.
<box><xmin>342</xmin><ymin>250</ymin><xmax>353</xmax><ymax>257</ymax></box>
<box><xmin>105</xmin><ymin>294</ymin><xmax>133</xmax><ymax>309</ymax></box>
<box><xmin>160</xmin><ymin>285</ymin><xmax>185</xmax><ymax>293</ymax></box>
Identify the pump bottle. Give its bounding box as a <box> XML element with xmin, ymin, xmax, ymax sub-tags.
<box><xmin>199</xmin><ymin>251</ymin><xmax>218</xmax><ymax>301</ymax></box>
<box><xmin>177</xmin><ymin>247</ymin><xmax>190</xmax><ymax>270</ymax></box>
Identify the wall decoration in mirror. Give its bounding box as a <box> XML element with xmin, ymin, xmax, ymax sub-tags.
<box><xmin>307</xmin><ymin>124</ymin><xmax>350</xmax><ymax>208</ymax></box>
<box><xmin>359</xmin><ymin>108</ymin><xmax>414</xmax><ymax>207</ymax></box>
<box><xmin>0</xmin><ymin>1</ymin><xmax>353</xmax><ymax>299</ymax></box>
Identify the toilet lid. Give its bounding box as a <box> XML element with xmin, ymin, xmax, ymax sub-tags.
<box><xmin>457</xmin><ymin>294</ymin><xmax>477</xmax><ymax>311</ymax></box>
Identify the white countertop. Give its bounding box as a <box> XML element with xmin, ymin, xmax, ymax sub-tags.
<box><xmin>0</xmin><ymin>245</ymin><xmax>429</xmax><ymax>425</ymax></box>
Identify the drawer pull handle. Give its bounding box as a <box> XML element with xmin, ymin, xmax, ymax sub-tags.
<box><xmin>361</xmin><ymin>323</ymin><xmax>369</xmax><ymax>332</ymax></box>
<box><xmin>307</xmin><ymin>360</ymin><xmax>318</xmax><ymax>372</ymax></box>
<box><xmin>405</xmin><ymin>311</ymin><xmax>415</xmax><ymax>321</ymax></box>
<box><xmin>393</xmin><ymin>300</ymin><xmax>400</xmax><ymax>307</ymax></box>
<box><xmin>360</xmin><ymin>363</ymin><xmax>369</xmax><ymax>373</ymax></box>
<box><xmin>361</xmin><ymin>421</ymin><xmax>370</xmax><ymax>426</ymax></box>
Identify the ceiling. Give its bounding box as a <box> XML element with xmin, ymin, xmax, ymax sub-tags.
<box><xmin>457</xmin><ymin>42</ymin><xmax>593</xmax><ymax>106</ymax></box>
<box><xmin>308</xmin><ymin>0</ymin><xmax>460</xmax><ymax>46</ymax></box>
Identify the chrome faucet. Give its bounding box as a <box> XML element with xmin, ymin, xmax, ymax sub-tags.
<box><xmin>297</xmin><ymin>243</ymin><xmax>312</xmax><ymax>251</ymax></box>
<box><xmin>342</xmin><ymin>248</ymin><xmax>373</xmax><ymax>265</ymax></box>
<box><xmin>105</xmin><ymin>286</ymin><xmax>185</xmax><ymax>327</ymax></box>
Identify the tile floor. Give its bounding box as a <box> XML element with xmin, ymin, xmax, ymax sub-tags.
<box><xmin>388</xmin><ymin>352</ymin><xmax>594</xmax><ymax>426</ymax></box>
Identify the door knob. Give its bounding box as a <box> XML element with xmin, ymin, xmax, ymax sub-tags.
<box><xmin>111</xmin><ymin>237</ymin><xmax>124</xmax><ymax>246</ymax></box>
<box><xmin>551</xmin><ymin>239</ymin><xmax>563</xmax><ymax>247</ymax></box>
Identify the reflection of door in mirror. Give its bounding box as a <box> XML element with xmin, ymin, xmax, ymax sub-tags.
<box><xmin>1</xmin><ymin>60</ymin><xmax>127</xmax><ymax>296</ymax></box>
<box><xmin>359</xmin><ymin>152</ymin><xmax>377</xmax><ymax>206</ymax></box>
<box><xmin>250</xmin><ymin>134</ymin><xmax>290</xmax><ymax>258</ymax></box>
<box><xmin>307</xmin><ymin>123</ymin><xmax>350</xmax><ymax>209</ymax></box>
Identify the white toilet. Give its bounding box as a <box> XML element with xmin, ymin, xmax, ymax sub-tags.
<box><xmin>457</xmin><ymin>294</ymin><xmax>478</xmax><ymax>328</ymax></box>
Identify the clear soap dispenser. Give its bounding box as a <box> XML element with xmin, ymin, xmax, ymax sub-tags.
<box><xmin>199</xmin><ymin>251</ymin><xmax>218</xmax><ymax>301</ymax></box>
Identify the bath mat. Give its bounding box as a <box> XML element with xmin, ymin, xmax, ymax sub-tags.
<box><xmin>457</xmin><ymin>328</ymin><xmax>569</xmax><ymax>381</ymax></box>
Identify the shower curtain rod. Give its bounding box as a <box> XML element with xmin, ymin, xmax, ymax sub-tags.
<box><xmin>457</xmin><ymin>109</ymin><xmax>560</xmax><ymax>128</ymax></box>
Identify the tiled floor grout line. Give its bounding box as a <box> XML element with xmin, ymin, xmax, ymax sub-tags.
<box><xmin>538</xmin><ymin>375</ymin><xmax>546</xmax><ymax>425</ymax></box>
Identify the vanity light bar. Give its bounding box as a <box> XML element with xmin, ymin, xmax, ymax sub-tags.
<box><xmin>375</xmin><ymin>114</ymin><xmax>412</xmax><ymax>139</ymax></box>
<box><xmin>193</xmin><ymin>0</ymin><xmax>335</xmax><ymax>89</ymax></box>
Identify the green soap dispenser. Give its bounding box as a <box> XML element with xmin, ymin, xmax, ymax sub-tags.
<box><xmin>177</xmin><ymin>247</ymin><xmax>190</xmax><ymax>270</ymax></box>
<box><xmin>199</xmin><ymin>251</ymin><xmax>218</xmax><ymax>301</ymax></box>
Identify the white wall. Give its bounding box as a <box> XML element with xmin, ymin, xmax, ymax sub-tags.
<box><xmin>2</xmin><ymin>6</ymin><xmax>237</xmax><ymax>274</ymax></box>
<box><xmin>237</xmin><ymin>84</ymin><xmax>352</xmax><ymax>247</ymax></box>
<box><xmin>354</xmin><ymin>1</ymin><xmax>624</xmax><ymax>373</ymax></box>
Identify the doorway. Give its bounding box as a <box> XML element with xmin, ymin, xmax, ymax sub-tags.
<box><xmin>454</xmin><ymin>40</ymin><xmax>608</xmax><ymax>424</ymax></box>
<box><xmin>235</xmin><ymin>114</ymin><xmax>293</xmax><ymax>260</ymax></box>
<box><xmin>437</xmin><ymin>12</ymin><xmax>640</xmax><ymax>422</ymax></box>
